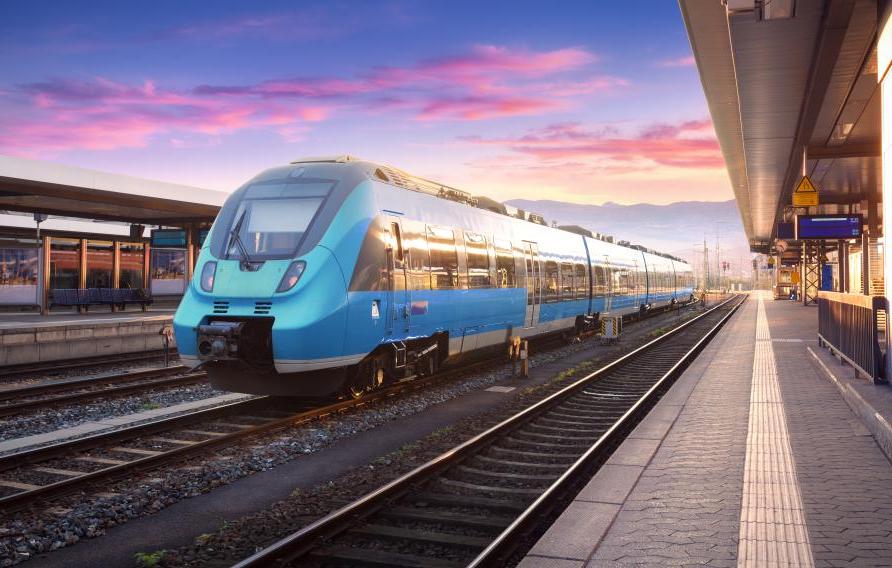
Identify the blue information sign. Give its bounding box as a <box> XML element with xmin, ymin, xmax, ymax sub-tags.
<box><xmin>795</xmin><ymin>215</ymin><xmax>862</xmax><ymax>240</ymax></box>
<box><xmin>150</xmin><ymin>229</ymin><xmax>187</xmax><ymax>248</ymax></box>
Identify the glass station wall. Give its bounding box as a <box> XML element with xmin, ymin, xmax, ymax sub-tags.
<box><xmin>120</xmin><ymin>243</ymin><xmax>144</xmax><ymax>289</ymax></box>
<box><xmin>150</xmin><ymin>248</ymin><xmax>186</xmax><ymax>295</ymax></box>
<box><xmin>49</xmin><ymin>238</ymin><xmax>80</xmax><ymax>290</ymax></box>
<box><xmin>85</xmin><ymin>240</ymin><xmax>113</xmax><ymax>288</ymax></box>
<box><xmin>0</xmin><ymin>238</ymin><xmax>39</xmax><ymax>305</ymax></box>
<box><xmin>0</xmin><ymin>231</ymin><xmax>197</xmax><ymax>307</ymax></box>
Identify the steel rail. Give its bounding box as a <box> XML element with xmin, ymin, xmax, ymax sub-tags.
<box><xmin>467</xmin><ymin>294</ymin><xmax>744</xmax><ymax>566</ymax></box>
<box><xmin>0</xmin><ymin>368</ymin><xmax>203</xmax><ymax>418</ymax></box>
<box><xmin>0</xmin><ymin>341</ymin><xmax>537</xmax><ymax>513</ymax></box>
<box><xmin>0</xmin><ymin>349</ymin><xmax>179</xmax><ymax>380</ymax></box>
<box><xmin>230</xmin><ymin>294</ymin><xmax>743</xmax><ymax>568</ymax></box>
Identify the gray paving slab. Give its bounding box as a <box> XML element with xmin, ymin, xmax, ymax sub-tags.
<box><xmin>574</xmin><ymin>464</ymin><xmax>643</xmax><ymax>505</ymax></box>
<box><xmin>766</xmin><ymin>298</ymin><xmax>892</xmax><ymax>567</ymax></box>
<box><xmin>526</xmin><ymin>296</ymin><xmax>756</xmax><ymax>568</ymax></box>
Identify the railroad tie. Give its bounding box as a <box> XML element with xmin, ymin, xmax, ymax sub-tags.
<box><xmin>110</xmin><ymin>446</ymin><xmax>164</xmax><ymax>456</ymax></box>
<box><xmin>0</xmin><ymin>480</ymin><xmax>41</xmax><ymax>491</ymax></box>
<box><xmin>31</xmin><ymin>466</ymin><xmax>84</xmax><ymax>477</ymax></box>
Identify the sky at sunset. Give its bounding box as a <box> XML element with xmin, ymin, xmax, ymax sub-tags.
<box><xmin>0</xmin><ymin>1</ymin><xmax>731</xmax><ymax>206</ymax></box>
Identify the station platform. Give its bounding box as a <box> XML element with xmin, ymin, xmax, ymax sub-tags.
<box><xmin>521</xmin><ymin>292</ymin><xmax>892</xmax><ymax>567</ymax></box>
<box><xmin>0</xmin><ymin>309</ymin><xmax>175</xmax><ymax>366</ymax></box>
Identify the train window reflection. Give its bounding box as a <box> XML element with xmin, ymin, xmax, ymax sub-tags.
<box><xmin>593</xmin><ymin>265</ymin><xmax>608</xmax><ymax>296</ymax></box>
<box><xmin>426</xmin><ymin>226</ymin><xmax>458</xmax><ymax>289</ymax></box>
<box><xmin>404</xmin><ymin>221</ymin><xmax>430</xmax><ymax>290</ymax></box>
<box><xmin>465</xmin><ymin>232</ymin><xmax>490</xmax><ymax>288</ymax></box>
<box><xmin>544</xmin><ymin>261</ymin><xmax>559</xmax><ymax>302</ymax></box>
<box><xmin>575</xmin><ymin>264</ymin><xmax>588</xmax><ymax>297</ymax></box>
<box><xmin>560</xmin><ymin>263</ymin><xmax>574</xmax><ymax>299</ymax></box>
<box><xmin>494</xmin><ymin>239</ymin><xmax>515</xmax><ymax>288</ymax></box>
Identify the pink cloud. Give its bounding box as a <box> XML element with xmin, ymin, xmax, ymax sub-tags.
<box><xmin>1</xmin><ymin>44</ymin><xmax>622</xmax><ymax>154</ymax></box>
<box><xmin>657</xmin><ymin>55</ymin><xmax>696</xmax><ymax>68</ymax></box>
<box><xmin>3</xmin><ymin>76</ymin><xmax>330</xmax><ymax>154</ymax></box>
<box><xmin>463</xmin><ymin>120</ymin><xmax>723</xmax><ymax>170</ymax></box>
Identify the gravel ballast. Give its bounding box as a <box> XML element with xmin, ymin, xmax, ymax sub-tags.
<box><xmin>0</xmin><ymin>305</ymin><xmax>705</xmax><ymax>566</ymax></box>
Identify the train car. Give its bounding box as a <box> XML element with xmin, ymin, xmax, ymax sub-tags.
<box><xmin>173</xmin><ymin>156</ymin><xmax>695</xmax><ymax>397</ymax></box>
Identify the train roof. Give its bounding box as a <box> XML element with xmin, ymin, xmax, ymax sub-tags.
<box><xmin>289</xmin><ymin>155</ymin><xmax>689</xmax><ymax>265</ymax></box>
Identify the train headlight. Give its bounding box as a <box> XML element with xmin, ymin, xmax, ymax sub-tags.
<box><xmin>276</xmin><ymin>261</ymin><xmax>306</xmax><ymax>293</ymax></box>
<box><xmin>199</xmin><ymin>261</ymin><xmax>217</xmax><ymax>292</ymax></box>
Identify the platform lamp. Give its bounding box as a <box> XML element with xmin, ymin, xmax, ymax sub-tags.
<box><xmin>34</xmin><ymin>212</ymin><xmax>48</xmax><ymax>241</ymax></box>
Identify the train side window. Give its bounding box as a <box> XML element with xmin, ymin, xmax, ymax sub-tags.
<box><xmin>544</xmin><ymin>261</ymin><xmax>560</xmax><ymax>302</ymax></box>
<box><xmin>390</xmin><ymin>222</ymin><xmax>404</xmax><ymax>266</ymax></box>
<box><xmin>464</xmin><ymin>232</ymin><xmax>491</xmax><ymax>288</ymax></box>
<box><xmin>592</xmin><ymin>265</ymin><xmax>606</xmax><ymax>296</ymax></box>
<box><xmin>494</xmin><ymin>239</ymin><xmax>515</xmax><ymax>288</ymax></box>
<box><xmin>575</xmin><ymin>264</ymin><xmax>587</xmax><ymax>297</ymax></box>
<box><xmin>426</xmin><ymin>226</ymin><xmax>458</xmax><ymax>289</ymax></box>
<box><xmin>560</xmin><ymin>262</ymin><xmax>574</xmax><ymax>299</ymax></box>
<box><xmin>405</xmin><ymin>220</ymin><xmax>430</xmax><ymax>290</ymax></box>
<box><xmin>615</xmin><ymin>268</ymin><xmax>630</xmax><ymax>295</ymax></box>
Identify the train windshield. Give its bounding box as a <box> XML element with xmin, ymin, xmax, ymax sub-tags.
<box><xmin>210</xmin><ymin>178</ymin><xmax>335</xmax><ymax>261</ymax></box>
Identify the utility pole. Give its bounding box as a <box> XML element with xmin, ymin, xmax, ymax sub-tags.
<box><xmin>703</xmin><ymin>238</ymin><xmax>710</xmax><ymax>292</ymax></box>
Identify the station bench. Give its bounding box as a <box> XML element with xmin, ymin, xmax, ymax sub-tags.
<box><xmin>49</xmin><ymin>288</ymin><xmax>154</xmax><ymax>312</ymax></box>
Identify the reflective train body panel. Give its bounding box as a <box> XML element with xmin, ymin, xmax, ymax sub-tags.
<box><xmin>173</xmin><ymin>159</ymin><xmax>695</xmax><ymax>396</ymax></box>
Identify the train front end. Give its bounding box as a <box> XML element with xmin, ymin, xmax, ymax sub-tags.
<box><xmin>173</xmin><ymin>161</ymin><xmax>369</xmax><ymax>397</ymax></box>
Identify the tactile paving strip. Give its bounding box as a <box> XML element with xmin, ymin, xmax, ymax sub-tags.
<box><xmin>737</xmin><ymin>295</ymin><xmax>814</xmax><ymax>567</ymax></box>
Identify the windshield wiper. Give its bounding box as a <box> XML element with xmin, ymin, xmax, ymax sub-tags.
<box><xmin>227</xmin><ymin>209</ymin><xmax>253</xmax><ymax>263</ymax></box>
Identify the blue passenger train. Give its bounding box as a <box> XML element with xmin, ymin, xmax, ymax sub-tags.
<box><xmin>173</xmin><ymin>156</ymin><xmax>695</xmax><ymax>397</ymax></box>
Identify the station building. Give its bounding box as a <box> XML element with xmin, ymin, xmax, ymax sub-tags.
<box><xmin>0</xmin><ymin>155</ymin><xmax>226</xmax><ymax>314</ymax></box>
<box><xmin>682</xmin><ymin>0</ymin><xmax>891</xmax><ymax>382</ymax></box>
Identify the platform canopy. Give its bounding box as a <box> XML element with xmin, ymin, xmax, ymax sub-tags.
<box><xmin>680</xmin><ymin>0</ymin><xmax>881</xmax><ymax>254</ymax></box>
<box><xmin>0</xmin><ymin>155</ymin><xmax>227</xmax><ymax>225</ymax></box>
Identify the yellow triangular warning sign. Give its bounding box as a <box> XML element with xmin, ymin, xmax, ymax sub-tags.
<box><xmin>792</xmin><ymin>175</ymin><xmax>819</xmax><ymax>206</ymax></box>
<box><xmin>795</xmin><ymin>175</ymin><xmax>817</xmax><ymax>193</ymax></box>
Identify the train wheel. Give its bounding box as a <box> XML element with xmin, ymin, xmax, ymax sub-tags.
<box><xmin>349</xmin><ymin>358</ymin><xmax>387</xmax><ymax>399</ymax></box>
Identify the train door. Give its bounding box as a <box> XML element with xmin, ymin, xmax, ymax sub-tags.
<box><xmin>385</xmin><ymin>217</ymin><xmax>410</xmax><ymax>335</ymax></box>
<box><xmin>603</xmin><ymin>256</ymin><xmax>612</xmax><ymax>313</ymax></box>
<box><xmin>523</xmin><ymin>243</ymin><xmax>541</xmax><ymax>327</ymax></box>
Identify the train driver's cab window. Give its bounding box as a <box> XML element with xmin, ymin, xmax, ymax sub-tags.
<box><xmin>494</xmin><ymin>239</ymin><xmax>515</xmax><ymax>288</ymax></box>
<box><xmin>561</xmin><ymin>263</ymin><xmax>574</xmax><ymax>300</ymax></box>
<box><xmin>464</xmin><ymin>232</ymin><xmax>491</xmax><ymax>288</ymax></box>
<box><xmin>544</xmin><ymin>261</ymin><xmax>560</xmax><ymax>302</ymax></box>
<box><xmin>426</xmin><ymin>226</ymin><xmax>459</xmax><ymax>289</ymax></box>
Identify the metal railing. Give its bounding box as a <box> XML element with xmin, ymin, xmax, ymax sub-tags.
<box><xmin>817</xmin><ymin>291</ymin><xmax>887</xmax><ymax>383</ymax></box>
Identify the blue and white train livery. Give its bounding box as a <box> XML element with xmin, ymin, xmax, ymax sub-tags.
<box><xmin>173</xmin><ymin>156</ymin><xmax>695</xmax><ymax>397</ymax></box>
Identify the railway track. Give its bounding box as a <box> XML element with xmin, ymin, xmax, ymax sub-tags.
<box><xmin>0</xmin><ymin>345</ymin><xmax>530</xmax><ymax>513</ymax></box>
<box><xmin>0</xmin><ymin>366</ymin><xmax>204</xmax><ymax>418</ymax></box>
<box><xmin>0</xmin><ymin>296</ymin><xmax>709</xmax><ymax>516</ymax></box>
<box><xmin>0</xmin><ymin>349</ymin><xmax>179</xmax><ymax>381</ymax></box>
<box><xmin>232</xmin><ymin>294</ymin><xmax>745</xmax><ymax>568</ymax></box>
